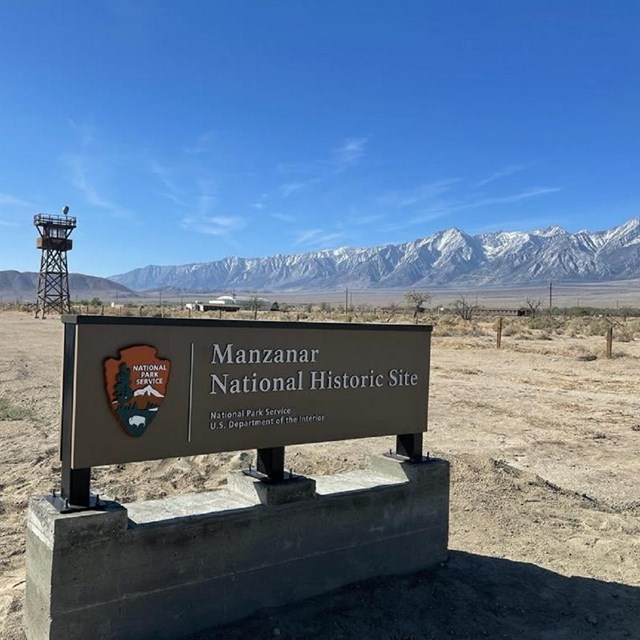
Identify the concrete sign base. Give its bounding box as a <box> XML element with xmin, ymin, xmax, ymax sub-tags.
<box><xmin>24</xmin><ymin>456</ymin><xmax>449</xmax><ymax>640</ymax></box>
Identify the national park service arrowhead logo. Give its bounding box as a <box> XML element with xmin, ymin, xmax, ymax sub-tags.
<box><xmin>104</xmin><ymin>345</ymin><xmax>171</xmax><ymax>437</ymax></box>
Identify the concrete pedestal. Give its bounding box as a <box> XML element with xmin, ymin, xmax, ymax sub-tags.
<box><xmin>24</xmin><ymin>456</ymin><xmax>449</xmax><ymax>640</ymax></box>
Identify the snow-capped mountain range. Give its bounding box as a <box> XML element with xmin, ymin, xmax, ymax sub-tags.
<box><xmin>110</xmin><ymin>218</ymin><xmax>640</xmax><ymax>291</ymax></box>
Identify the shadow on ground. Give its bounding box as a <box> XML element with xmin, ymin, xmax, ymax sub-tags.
<box><xmin>186</xmin><ymin>550</ymin><xmax>639</xmax><ymax>640</ymax></box>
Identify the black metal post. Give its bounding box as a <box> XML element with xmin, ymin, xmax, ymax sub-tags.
<box><xmin>256</xmin><ymin>446</ymin><xmax>285</xmax><ymax>481</ymax></box>
<box><xmin>396</xmin><ymin>433</ymin><xmax>423</xmax><ymax>462</ymax></box>
<box><xmin>61</xmin><ymin>465</ymin><xmax>91</xmax><ymax>507</ymax></box>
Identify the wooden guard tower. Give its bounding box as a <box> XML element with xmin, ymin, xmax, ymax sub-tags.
<box><xmin>34</xmin><ymin>206</ymin><xmax>76</xmax><ymax>318</ymax></box>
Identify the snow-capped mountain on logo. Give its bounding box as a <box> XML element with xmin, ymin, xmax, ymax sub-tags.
<box><xmin>133</xmin><ymin>385</ymin><xmax>165</xmax><ymax>399</ymax></box>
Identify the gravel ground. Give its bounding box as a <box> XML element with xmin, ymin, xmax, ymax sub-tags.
<box><xmin>0</xmin><ymin>312</ymin><xmax>638</xmax><ymax>639</ymax></box>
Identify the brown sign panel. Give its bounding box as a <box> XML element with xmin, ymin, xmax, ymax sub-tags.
<box><xmin>62</xmin><ymin>316</ymin><xmax>431</xmax><ymax>469</ymax></box>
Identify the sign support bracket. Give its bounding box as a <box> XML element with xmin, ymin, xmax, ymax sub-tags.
<box><xmin>256</xmin><ymin>446</ymin><xmax>285</xmax><ymax>481</ymax></box>
<box><xmin>243</xmin><ymin>446</ymin><xmax>287</xmax><ymax>482</ymax></box>
<box><xmin>382</xmin><ymin>432</ymin><xmax>429</xmax><ymax>463</ymax></box>
<box><xmin>396</xmin><ymin>432</ymin><xmax>423</xmax><ymax>461</ymax></box>
<box><xmin>61</xmin><ymin>464</ymin><xmax>92</xmax><ymax>508</ymax></box>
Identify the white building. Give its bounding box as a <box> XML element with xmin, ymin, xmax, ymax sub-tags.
<box><xmin>186</xmin><ymin>295</ymin><xmax>277</xmax><ymax>312</ymax></box>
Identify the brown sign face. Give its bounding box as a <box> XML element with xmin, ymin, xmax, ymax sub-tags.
<box><xmin>104</xmin><ymin>345</ymin><xmax>171</xmax><ymax>437</ymax></box>
<box><xmin>63</xmin><ymin>317</ymin><xmax>431</xmax><ymax>469</ymax></box>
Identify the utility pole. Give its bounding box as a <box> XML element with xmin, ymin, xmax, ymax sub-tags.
<box><xmin>549</xmin><ymin>281</ymin><xmax>553</xmax><ymax>310</ymax></box>
<box><xmin>345</xmin><ymin>287</ymin><xmax>349</xmax><ymax>313</ymax></box>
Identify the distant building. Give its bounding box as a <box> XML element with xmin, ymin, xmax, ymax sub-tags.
<box><xmin>185</xmin><ymin>295</ymin><xmax>278</xmax><ymax>313</ymax></box>
<box><xmin>477</xmin><ymin>307</ymin><xmax>532</xmax><ymax>317</ymax></box>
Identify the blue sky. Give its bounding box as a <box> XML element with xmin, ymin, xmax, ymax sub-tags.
<box><xmin>1</xmin><ymin>1</ymin><xmax>639</xmax><ymax>276</ymax></box>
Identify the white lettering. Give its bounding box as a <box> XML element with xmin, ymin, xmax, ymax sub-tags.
<box><xmin>211</xmin><ymin>343</ymin><xmax>232</xmax><ymax>364</ymax></box>
<box><xmin>388</xmin><ymin>369</ymin><xmax>419</xmax><ymax>387</ymax></box>
<box><xmin>210</xmin><ymin>344</ymin><xmax>320</xmax><ymax>365</ymax></box>
<box><xmin>210</xmin><ymin>371</ymin><xmax>304</xmax><ymax>395</ymax></box>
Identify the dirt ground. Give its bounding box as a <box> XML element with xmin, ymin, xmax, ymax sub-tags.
<box><xmin>0</xmin><ymin>311</ymin><xmax>639</xmax><ymax>639</ymax></box>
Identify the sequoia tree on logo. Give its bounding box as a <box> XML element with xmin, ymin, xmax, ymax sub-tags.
<box><xmin>104</xmin><ymin>345</ymin><xmax>171</xmax><ymax>437</ymax></box>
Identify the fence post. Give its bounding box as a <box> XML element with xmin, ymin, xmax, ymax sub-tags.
<box><xmin>496</xmin><ymin>317</ymin><xmax>503</xmax><ymax>349</ymax></box>
<box><xmin>606</xmin><ymin>326</ymin><xmax>613</xmax><ymax>359</ymax></box>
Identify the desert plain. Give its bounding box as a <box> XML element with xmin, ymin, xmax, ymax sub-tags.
<box><xmin>0</xmin><ymin>309</ymin><xmax>639</xmax><ymax>639</ymax></box>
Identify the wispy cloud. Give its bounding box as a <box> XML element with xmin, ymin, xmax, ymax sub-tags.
<box><xmin>280</xmin><ymin>180</ymin><xmax>320</xmax><ymax>198</ymax></box>
<box><xmin>379</xmin><ymin>186</ymin><xmax>561</xmax><ymax>234</ymax></box>
<box><xmin>194</xmin><ymin>180</ymin><xmax>218</xmax><ymax>217</ymax></box>
<box><xmin>0</xmin><ymin>193</ymin><xmax>34</xmax><ymax>208</ymax></box>
<box><xmin>347</xmin><ymin>213</ymin><xmax>387</xmax><ymax>226</ymax></box>
<box><xmin>281</xmin><ymin>182</ymin><xmax>308</xmax><ymax>197</ymax></box>
<box><xmin>68</xmin><ymin>118</ymin><xmax>97</xmax><ymax>147</ymax></box>
<box><xmin>62</xmin><ymin>155</ymin><xmax>131</xmax><ymax>218</ymax></box>
<box><xmin>468</xmin><ymin>187</ymin><xmax>561</xmax><ymax>207</ymax></box>
<box><xmin>475</xmin><ymin>164</ymin><xmax>526</xmax><ymax>188</ymax></box>
<box><xmin>148</xmin><ymin>161</ymin><xmax>241</xmax><ymax>239</ymax></box>
<box><xmin>0</xmin><ymin>193</ymin><xmax>30</xmax><ymax>228</ymax></box>
<box><xmin>294</xmin><ymin>228</ymin><xmax>345</xmax><ymax>248</ymax></box>
<box><xmin>249</xmin><ymin>192</ymin><xmax>270</xmax><ymax>210</ymax></box>
<box><xmin>274</xmin><ymin>136</ymin><xmax>369</xmax><ymax>200</ymax></box>
<box><xmin>380</xmin><ymin>209</ymin><xmax>454</xmax><ymax>233</ymax></box>
<box><xmin>271</xmin><ymin>213</ymin><xmax>296</xmax><ymax>223</ymax></box>
<box><xmin>333</xmin><ymin>137</ymin><xmax>368</xmax><ymax>171</ymax></box>
<box><xmin>181</xmin><ymin>215</ymin><xmax>246</xmax><ymax>237</ymax></box>
<box><xmin>378</xmin><ymin>179</ymin><xmax>461</xmax><ymax>209</ymax></box>
<box><xmin>150</xmin><ymin>160</ymin><xmax>185</xmax><ymax>206</ymax></box>
<box><xmin>275</xmin><ymin>161</ymin><xmax>323</xmax><ymax>175</ymax></box>
<box><xmin>287</xmin><ymin>212</ymin><xmax>385</xmax><ymax>247</ymax></box>
<box><xmin>184</xmin><ymin>130</ymin><xmax>216</xmax><ymax>155</ymax></box>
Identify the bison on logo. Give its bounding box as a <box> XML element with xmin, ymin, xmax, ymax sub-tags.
<box><xmin>104</xmin><ymin>345</ymin><xmax>171</xmax><ymax>437</ymax></box>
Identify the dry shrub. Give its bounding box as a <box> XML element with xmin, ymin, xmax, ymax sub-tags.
<box><xmin>583</xmin><ymin>317</ymin><xmax>612</xmax><ymax>336</ymax></box>
<box><xmin>434</xmin><ymin>325</ymin><xmax>452</xmax><ymax>337</ymax></box>
<box><xmin>432</xmin><ymin>316</ymin><xmax>457</xmax><ymax>337</ymax></box>
<box><xmin>502</xmin><ymin>323</ymin><xmax>517</xmax><ymax>337</ymax></box>
<box><xmin>565</xmin><ymin>318</ymin><xmax>588</xmax><ymax>337</ymax></box>
<box><xmin>469</xmin><ymin>322</ymin><xmax>488</xmax><ymax>337</ymax></box>
<box><xmin>616</xmin><ymin>329</ymin><xmax>634</xmax><ymax>343</ymax></box>
<box><xmin>528</xmin><ymin>314</ymin><xmax>564</xmax><ymax>332</ymax></box>
<box><xmin>627</xmin><ymin>319</ymin><xmax>640</xmax><ymax>334</ymax></box>
<box><xmin>0</xmin><ymin>397</ymin><xmax>34</xmax><ymax>422</ymax></box>
<box><xmin>432</xmin><ymin>316</ymin><xmax>490</xmax><ymax>337</ymax></box>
